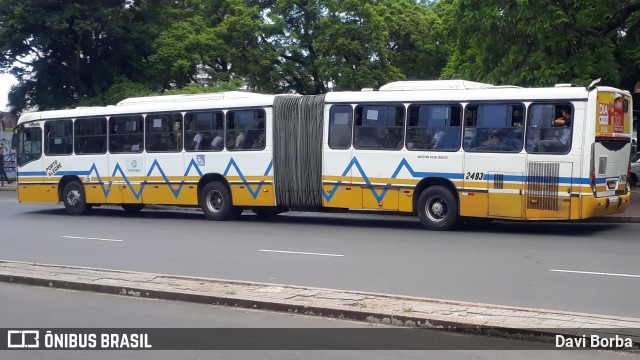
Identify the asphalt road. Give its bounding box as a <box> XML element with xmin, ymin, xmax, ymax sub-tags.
<box><xmin>2</xmin><ymin>282</ymin><xmax>633</xmax><ymax>360</ymax></box>
<box><xmin>1</xmin><ymin>192</ymin><xmax>639</xmax><ymax>317</ymax></box>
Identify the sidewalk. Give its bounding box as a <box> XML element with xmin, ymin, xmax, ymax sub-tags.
<box><xmin>2</xmin><ymin>186</ymin><xmax>640</xmax><ymax>347</ymax></box>
<box><xmin>0</xmin><ymin>180</ymin><xmax>16</xmax><ymax>191</ymax></box>
<box><xmin>0</xmin><ymin>260</ymin><xmax>638</xmax><ymax>347</ymax></box>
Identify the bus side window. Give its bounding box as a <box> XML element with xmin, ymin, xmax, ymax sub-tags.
<box><xmin>407</xmin><ymin>104</ymin><xmax>461</xmax><ymax>151</ymax></box>
<box><xmin>184</xmin><ymin>111</ymin><xmax>223</xmax><ymax>152</ymax></box>
<box><xmin>145</xmin><ymin>112</ymin><xmax>182</xmax><ymax>153</ymax></box>
<box><xmin>227</xmin><ymin>109</ymin><xmax>265</xmax><ymax>151</ymax></box>
<box><xmin>526</xmin><ymin>103</ymin><xmax>573</xmax><ymax>154</ymax></box>
<box><xmin>75</xmin><ymin>117</ymin><xmax>107</xmax><ymax>155</ymax></box>
<box><xmin>328</xmin><ymin>105</ymin><xmax>353</xmax><ymax>149</ymax></box>
<box><xmin>464</xmin><ymin>103</ymin><xmax>524</xmax><ymax>152</ymax></box>
<box><xmin>44</xmin><ymin>119</ymin><xmax>73</xmax><ymax>156</ymax></box>
<box><xmin>353</xmin><ymin>104</ymin><xmax>404</xmax><ymax>150</ymax></box>
<box><xmin>109</xmin><ymin>115</ymin><xmax>144</xmax><ymax>153</ymax></box>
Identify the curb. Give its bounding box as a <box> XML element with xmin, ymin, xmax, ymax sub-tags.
<box><xmin>1</xmin><ymin>260</ymin><xmax>639</xmax><ymax>348</ymax></box>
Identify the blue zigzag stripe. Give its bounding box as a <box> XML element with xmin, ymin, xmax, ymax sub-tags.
<box><xmin>322</xmin><ymin>157</ymin><xmax>588</xmax><ymax>203</ymax></box>
<box><xmin>18</xmin><ymin>157</ymin><xmax>598</xmax><ymax>204</ymax></box>
<box><xmin>85</xmin><ymin>158</ymin><xmax>272</xmax><ymax>200</ymax></box>
<box><xmin>323</xmin><ymin>157</ymin><xmax>461</xmax><ymax>203</ymax></box>
<box><xmin>223</xmin><ymin>158</ymin><xmax>273</xmax><ymax>199</ymax></box>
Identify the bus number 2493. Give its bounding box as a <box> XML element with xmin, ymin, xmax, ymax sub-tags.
<box><xmin>465</xmin><ymin>172</ymin><xmax>485</xmax><ymax>181</ymax></box>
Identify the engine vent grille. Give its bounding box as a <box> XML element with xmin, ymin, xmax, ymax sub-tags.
<box><xmin>527</xmin><ymin>162</ymin><xmax>560</xmax><ymax>211</ymax></box>
<box><xmin>493</xmin><ymin>173</ymin><xmax>504</xmax><ymax>189</ymax></box>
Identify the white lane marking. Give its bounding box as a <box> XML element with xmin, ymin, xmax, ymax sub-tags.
<box><xmin>258</xmin><ymin>249</ymin><xmax>344</xmax><ymax>257</ymax></box>
<box><xmin>60</xmin><ymin>235</ymin><xmax>124</xmax><ymax>243</ymax></box>
<box><xmin>551</xmin><ymin>269</ymin><xmax>640</xmax><ymax>279</ymax></box>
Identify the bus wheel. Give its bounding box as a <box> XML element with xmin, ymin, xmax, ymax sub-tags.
<box><xmin>200</xmin><ymin>181</ymin><xmax>237</xmax><ymax>221</ymax></box>
<box><xmin>122</xmin><ymin>204</ymin><xmax>145</xmax><ymax>213</ymax></box>
<box><xmin>417</xmin><ymin>186</ymin><xmax>458</xmax><ymax>231</ymax></box>
<box><xmin>62</xmin><ymin>181</ymin><xmax>91</xmax><ymax>215</ymax></box>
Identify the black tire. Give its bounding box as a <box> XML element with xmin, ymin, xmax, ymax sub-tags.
<box><xmin>630</xmin><ymin>173</ymin><xmax>637</xmax><ymax>187</ymax></box>
<box><xmin>122</xmin><ymin>204</ymin><xmax>145</xmax><ymax>213</ymax></box>
<box><xmin>62</xmin><ymin>181</ymin><xmax>91</xmax><ymax>215</ymax></box>
<box><xmin>252</xmin><ymin>207</ymin><xmax>287</xmax><ymax>218</ymax></box>
<box><xmin>416</xmin><ymin>185</ymin><xmax>459</xmax><ymax>231</ymax></box>
<box><xmin>200</xmin><ymin>181</ymin><xmax>238</xmax><ymax>221</ymax></box>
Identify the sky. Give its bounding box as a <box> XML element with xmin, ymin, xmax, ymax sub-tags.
<box><xmin>0</xmin><ymin>73</ymin><xmax>17</xmax><ymax>112</ymax></box>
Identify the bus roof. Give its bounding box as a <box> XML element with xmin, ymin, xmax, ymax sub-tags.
<box><xmin>378</xmin><ymin>80</ymin><xmax>508</xmax><ymax>91</ymax></box>
<box><xmin>325</xmin><ymin>86</ymin><xmax>595</xmax><ymax>103</ymax></box>
<box><xmin>17</xmin><ymin>81</ymin><xmax>631</xmax><ymax>124</ymax></box>
<box><xmin>116</xmin><ymin>90</ymin><xmax>268</xmax><ymax>106</ymax></box>
<box><xmin>18</xmin><ymin>92</ymin><xmax>278</xmax><ymax>124</ymax></box>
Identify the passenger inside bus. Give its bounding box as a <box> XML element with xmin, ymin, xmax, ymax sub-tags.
<box><xmin>252</xmin><ymin>134</ymin><xmax>265</xmax><ymax>149</ymax></box>
<box><xmin>235</xmin><ymin>130</ymin><xmax>247</xmax><ymax>149</ymax></box>
<box><xmin>354</xmin><ymin>127</ymin><xmax>379</xmax><ymax>149</ymax></box>
<box><xmin>382</xmin><ymin>129</ymin><xmax>403</xmax><ymax>149</ymax></box>
<box><xmin>483</xmin><ymin>131</ymin><xmax>501</xmax><ymax>146</ymax></box>
<box><xmin>191</xmin><ymin>132</ymin><xmax>204</xmax><ymax>151</ymax></box>
<box><xmin>537</xmin><ymin>107</ymin><xmax>572</xmax><ymax>153</ymax></box>
<box><xmin>426</xmin><ymin>129</ymin><xmax>447</xmax><ymax>149</ymax></box>
<box><xmin>211</xmin><ymin>134</ymin><xmax>223</xmax><ymax>150</ymax></box>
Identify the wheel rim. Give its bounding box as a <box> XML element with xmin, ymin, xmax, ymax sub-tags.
<box><xmin>66</xmin><ymin>188</ymin><xmax>81</xmax><ymax>207</ymax></box>
<box><xmin>425</xmin><ymin>195</ymin><xmax>447</xmax><ymax>222</ymax></box>
<box><xmin>205</xmin><ymin>190</ymin><xmax>224</xmax><ymax>213</ymax></box>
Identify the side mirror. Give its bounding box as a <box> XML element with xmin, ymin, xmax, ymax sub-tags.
<box><xmin>11</xmin><ymin>131</ymin><xmax>19</xmax><ymax>150</ymax></box>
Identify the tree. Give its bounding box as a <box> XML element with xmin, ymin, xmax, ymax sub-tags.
<box><xmin>611</xmin><ymin>4</ymin><xmax>640</xmax><ymax>92</ymax></box>
<box><xmin>145</xmin><ymin>0</ymin><xmax>446</xmax><ymax>95</ymax></box>
<box><xmin>76</xmin><ymin>77</ymin><xmax>154</xmax><ymax>107</ymax></box>
<box><xmin>441</xmin><ymin>0</ymin><xmax>640</xmax><ymax>90</ymax></box>
<box><xmin>376</xmin><ymin>0</ymin><xmax>449</xmax><ymax>81</ymax></box>
<box><xmin>0</xmin><ymin>0</ymin><xmax>163</xmax><ymax>111</ymax></box>
<box><xmin>265</xmin><ymin>0</ymin><xmax>446</xmax><ymax>93</ymax></box>
<box><xmin>146</xmin><ymin>0</ymin><xmax>271</xmax><ymax>91</ymax></box>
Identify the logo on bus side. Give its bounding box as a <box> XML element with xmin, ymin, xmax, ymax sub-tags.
<box><xmin>126</xmin><ymin>159</ymin><xmax>142</xmax><ymax>174</ymax></box>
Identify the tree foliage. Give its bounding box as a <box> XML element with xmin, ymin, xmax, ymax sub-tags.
<box><xmin>441</xmin><ymin>0</ymin><xmax>640</xmax><ymax>88</ymax></box>
<box><xmin>0</xmin><ymin>0</ymin><xmax>163</xmax><ymax>111</ymax></box>
<box><xmin>0</xmin><ymin>0</ymin><xmax>639</xmax><ymax>113</ymax></box>
<box><xmin>147</xmin><ymin>0</ymin><xmax>270</xmax><ymax>90</ymax></box>
<box><xmin>260</xmin><ymin>0</ymin><xmax>445</xmax><ymax>93</ymax></box>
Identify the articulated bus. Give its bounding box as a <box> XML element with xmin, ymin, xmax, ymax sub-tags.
<box><xmin>12</xmin><ymin>80</ymin><xmax>633</xmax><ymax>230</ymax></box>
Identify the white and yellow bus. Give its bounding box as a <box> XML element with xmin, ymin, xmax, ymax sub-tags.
<box><xmin>12</xmin><ymin>80</ymin><xmax>634</xmax><ymax>230</ymax></box>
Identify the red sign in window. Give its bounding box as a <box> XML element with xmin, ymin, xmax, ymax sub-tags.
<box><xmin>613</xmin><ymin>98</ymin><xmax>624</xmax><ymax>133</ymax></box>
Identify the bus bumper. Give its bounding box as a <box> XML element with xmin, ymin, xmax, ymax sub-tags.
<box><xmin>579</xmin><ymin>193</ymin><xmax>630</xmax><ymax>219</ymax></box>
